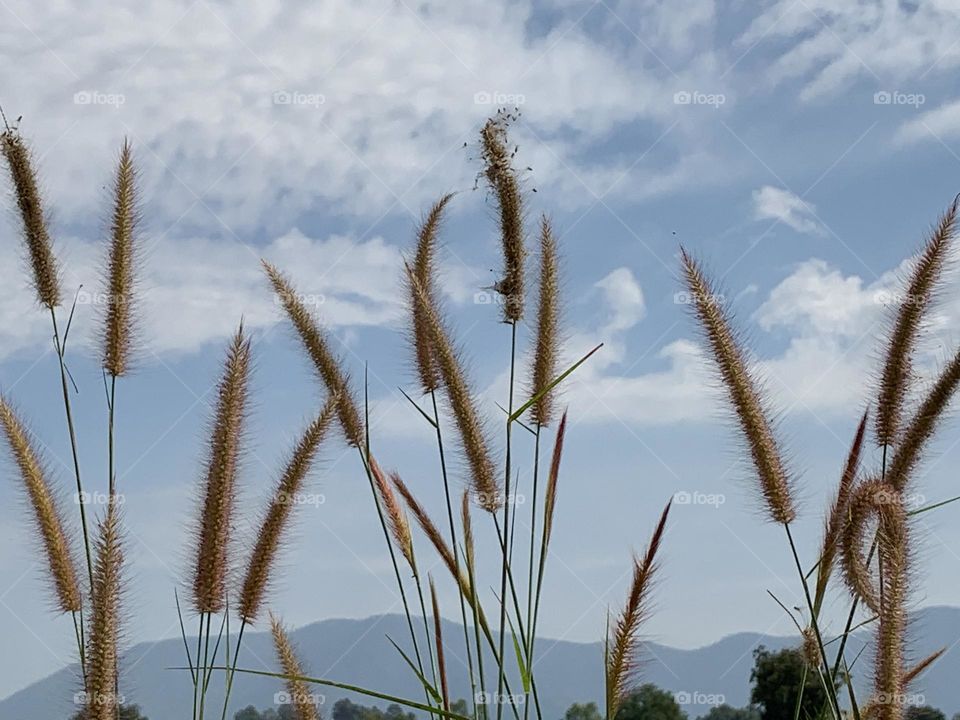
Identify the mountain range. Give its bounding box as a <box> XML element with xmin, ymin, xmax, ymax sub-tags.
<box><xmin>3</xmin><ymin>607</ymin><xmax>960</xmax><ymax>719</ymax></box>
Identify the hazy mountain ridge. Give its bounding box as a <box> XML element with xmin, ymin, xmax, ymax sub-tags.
<box><xmin>3</xmin><ymin>607</ymin><xmax>959</xmax><ymax>719</ymax></box>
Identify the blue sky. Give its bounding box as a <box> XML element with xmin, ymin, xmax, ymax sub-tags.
<box><xmin>3</xmin><ymin>0</ymin><xmax>960</xmax><ymax>701</ymax></box>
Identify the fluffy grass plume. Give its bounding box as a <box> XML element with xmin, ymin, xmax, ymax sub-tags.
<box><xmin>370</xmin><ymin>456</ymin><xmax>416</xmax><ymax>571</ymax></box>
<box><xmin>269</xmin><ymin>613</ymin><xmax>321</xmax><ymax>720</ymax></box>
<box><xmin>480</xmin><ymin>112</ymin><xmax>526</xmax><ymax>322</ymax></box>
<box><xmin>873</xmin><ymin>490</ymin><xmax>909</xmax><ymax>720</ymax></box>
<box><xmin>239</xmin><ymin>397</ymin><xmax>337</xmax><ymax>623</ymax></box>
<box><xmin>875</xmin><ymin>197</ymin><xmax>958</xmax><ymax>446</ymax></box>
<box><xmin>192</xmin><ymin>324</ymin><xmax>251</xmax><ymax>614</ymax></box>
<box><xmin>885</xmin><ymin>347</ymin><xmax>960</xmax><ymax>491</ymax></box>
<box><xmin>0</xmin><ymin>397</ymin><xmax>81</xmax><ymax>612</ymax></box>
<box><xmin>529</xmin><ymin>215</ymin><xmax>560</xmax><ymax>426</ymax></box>
<box><xmin>263</xmin><ymin>260</ymin><xmax>364</xmax><ymax>447</ymax></box>
<box><xmin>542</xmin><ymin>410</ymin><xmax>567</xmax><ymax>551</ymax></box>
<box><xmin>814</xmin><ymin>410</ymin><xmax>867</xmax><ymax>608</ymax></box>
<box><xmin>405</xmin><ymin>264</ymin><xmax>500</xmax><ymax>512</ymax></box>
<box><xmin>680</xmin><ymin>249</ymin><xmax>795</xmax><ymax>524</ymax></box>
<box><xmin>605</xmin><ymin>501</ymin><xmax>671</xmax><ymax>720</ymax></box>
<box><xmin>408</xmin><ymin>193</ymin><xmax>454</xmax><ymax>394</ymax></box>
<box><xmin>101</xmin><ymin>139</ymin><xmax>141</xmax><ymax>377</ymax></box>
<box><xmin>0</xmin><ymin>130</ymin><xmax>62</xmax><ymax>308</ymax></box>
<box><xmin>85</xmin><ymin>497</ymin><xmax>123</xmax><ymax>720</ymax></box>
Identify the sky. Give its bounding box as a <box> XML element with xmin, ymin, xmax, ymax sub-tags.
<box><xmin>3</xmin><ymin>0</ymin><xmax>960</xmax><ymax>703</ymax></box>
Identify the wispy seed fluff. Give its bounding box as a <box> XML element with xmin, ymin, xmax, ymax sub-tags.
<box><xmin>480</xmin><ymin>114</ymin><xmax>526</xmax><ymax>322</ymax></box>
<box><xmin>192</xmin><ymin>325</ymin><xmax>251</xmax><ymax>614</ymax></box>
<box><xmin>839</xmin><ymin>482</ymin><xmax>910</xmax><ymax>720</ymax></box>
<box><xmin>0</xmin><ymin>397</ymin><xmax>81</xmax><ymax>612</ymax></box>
<box><xmin>605</xmin><ymin>501</ymin><xmax>670</xmax><ymax>720</ymax></box>
<box><xmin>263</xmin><ymin>260</ymin><xmax>364</xmax><ymax>447</ymax></box>
<box><xmin>239</xmin><ymin>397</ymin><xmax>337</xmax><ymax>623</ymax></box>
<box><xmin>101</xmin><ymin>139</ymin><xmax>141</xmax><ymax>377</ymax></box>
<box><xmin>0</xmin><ymin>130</ymin><xmax>62</xmax><ymax>308</ymax></box>
<box><xmin>408</xmin><ymin>193</ymin><xmax>454</xmax><ymax>394</ymax></box>
<box><xmin>875</xmin><ymin>197</ymin><xmax>958</xmax><ymax>447</ymax></box>
<box><xmin>270</xmin><ymin>614</ymin><xmax>321</xmax><ymax>720</ymax></box>
<box><xmin>370</xmin><ymin>458</ymin><xmax>416</xmax><ymax>571</ymax></box>
<box><xmin>886</xmin><ymin>346</ymin><xmax>960</xmax><ymax>492</ymax></box>
<box><xmin>530</xmin><ymin>215</ymin><xmax>560</xmax><ymax>426</ymax></box>
<box><xmin>85</xmin><ymin>497</ymin><xmax>123</xmax><ymax>720</ymax></box>
<box><xmin>405</xmin><ymin>264</ymin><xmax>500</xmax><ymax>512</ymax></box>
<box><xmin>680</xmin><ymin>249</ymin><xmax>795</xmax><ymax>524</ymax></box>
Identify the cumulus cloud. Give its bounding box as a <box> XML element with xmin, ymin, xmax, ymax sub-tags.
<box><xmin>896</xmin><ymin>99</ymin><xmax>960</xmax><ymax>145</ymax></box>
<box><xmin>752</xmin><ymin>186</ymin><xmax>824</xmax><ymax>236</ymax></box>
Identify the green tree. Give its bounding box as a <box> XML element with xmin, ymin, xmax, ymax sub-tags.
<box><xmin>565</xmin><ymin>702</ymin><xmax>603</xmax><ymax>720</ymax></box>
<box><xmin>615</xmin><ymin>684</ymin><xmax>686</xmax><ymax>720</ymax></box>
<box><xmin>905</xmin><ymin>707</ymin><xmax>946</xmax><ymax>720</ymax></box>
<box><xmin>749</xmin><ymin>646</ymin><xmax>828</xmax><ymax>720</ymax></box>
<box><xmin>697</xmin><ymin>705</ymin><xmax>760</xmax><ymax>720</ymax></box>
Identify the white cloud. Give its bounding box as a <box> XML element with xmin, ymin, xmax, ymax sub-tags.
<box><xmin>896</xmin><ymin>99</ymin><xmax>960</xmax><ymax>145</ymax></box>
<box><xmin>752</xmin><ymin>186</ymin><xmax>824</xmax><ymax>236</ymax></box>
<box><xmin>737</xmin><ymin>1</ymin><xmax>960</xmax><ymax>100</ymax></box>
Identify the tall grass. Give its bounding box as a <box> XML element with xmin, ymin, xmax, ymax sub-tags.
<box><xmin>0</xmin><ymin>114</ymin><xmax>957</xmax><ymax>720</ymax></box>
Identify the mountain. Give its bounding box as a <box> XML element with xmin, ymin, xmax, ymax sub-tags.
<box><xmin>2</xmin><ymin>607</ymin><xmax>959</xmax><ymax>720</ymax></box>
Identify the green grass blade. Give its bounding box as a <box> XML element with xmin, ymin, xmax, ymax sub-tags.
<box><xmin>387</xmin><ymin>634</ymin><xmax>443</xmax><ymax>705</ymax></box>
<box><xmin>509</xmin><ymin>344</ymin><xmax>602</xmax><ymax>423</ymax></box>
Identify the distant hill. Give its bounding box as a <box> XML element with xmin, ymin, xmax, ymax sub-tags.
<box><xmin>2</xmin><ymin>607</ymin><xmax>959</xmax><ymax>719</ymax></box>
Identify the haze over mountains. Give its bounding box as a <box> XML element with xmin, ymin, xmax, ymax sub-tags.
<box><xmin>3</xmin><ymin>607</ymin><xmax>959</xmax><ymax>720</ymax></box>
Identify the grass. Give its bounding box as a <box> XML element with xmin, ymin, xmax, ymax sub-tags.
<box><xmin>1</xmin><ymin>111</ymin><xmax>959</xmax><ymax>720</ymax></box>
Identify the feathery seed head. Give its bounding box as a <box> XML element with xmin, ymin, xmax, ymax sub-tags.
<box><xmin>1</xmin><ymin>130</ymin><xmax>62</xmax><ymax>307</ymax></box>
<box><xmin>263</xmin><ymin>260</ymin><xmax>364</xmax><ymax>447</ymax></box>
<box><xmin>270</xmin><ymin>613</ymin><xmax>321</xmax><ymax>720</ymax></box>
<box><xmin>680</xmin><ymin>248</ymin><xmax>795</xmax><ymax>524</ymax></box>
<box><xmin>530</xmin><ymin>215</ymin><xmax>560</xmax><ymax>426</ymax></box>
<box><xmin>0</xmin><ymin>397</ymin><xmax>82</xmax><ymax>612</ymax></box>
<box><xmin>542</xmin><ymin>410</ymin><xmax>567</xmax><ymax>550</ymax></box>
<box><xmin>404</xmin><ymin>264</ymin><xmax>500</xmax><ymax>512</ymax></box>
<box><xmin>85</xmin><ymin>496</ymin><xmax>124</xmax><ymax>720</ymax></box>
<box><xmin>605</xmin><ymin>501</ymin><xmax>670</xmax><ymax>720</ymax></box>
<box><xmin>370</xmin><ymin>458</ymin><xmax>416</xmax><ymax>571</ymax></box>
<box><xmin>480</xmin><ymin>113</ymin><xmax>526</xmax><ymax>322</ymax></box>
<box><xmin>101</xmin><ymin>138</ymin><xmax>141</xmax><ymax>377</ymax></box>
<box><xmin>875</xmin><ymin>197</ymin><xmax>958</xmax><ymax>447</ymax></box>
<box><xmin>408</xmin><ymin>193</ymin><xmax>454</xmax><ymax>394</ymax></box>
<box><xmin>192</xmin><ymin>324</ymin><xmax>251</xmax><ymax>614</ymax></box>
<box><xmin>240</xmin><ymin>397</ymin><xmax>337</xmax><ymax>623</ymax></box>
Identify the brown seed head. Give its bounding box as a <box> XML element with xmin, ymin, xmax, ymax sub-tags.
<box><xmin>1</xmin><ymin>130</ymin><xmax>61</xmax><ymax>307</ymax></box>
<box><xmin>0</xmin><ymin>397</ymin><xmax>82</xmax><ymax>612</ymax></box>
<box><xmin>85</xmin><ymin>497</ymin><xmax>123</xmax><ymax>720</ymax></box>
<box><xmin>240</xmin><ymin>397</ymin><xmax>337</xmax><ymax>623</ymax></box>
<box><xmin>875</xmin><ymin>197</ymin><xmax>958</xmax><ymax>446</ymax></box>
<box><xmin>192</xmin><ymin>324</ymin><xmax>251</xmax><ymax>614</ymax></box>
<box><xmin>269</xmin><ymin>613</ymin><xmax>321</xmax><ymax>720</ymax></box>
<box><xmin>405</xmin><ymin>264</ymin><xmax>500</xmax><ymax>512</ymax></box>
<box><xmin>263</xmin><ymin>260</ymin><xmax>364</xmax><ymax>447</ymax></box>
<box><xmin>530</xmin><ymin>215</ymin><xmax>560</xmax><ymax>426</ymax></box>
<box><xmin>102</xmin><ymin>138</ymin><xmax>141</xmax><ymax>377</ymax></box>
<box><xmin>542</xmin><ymin>410</ymin><xmax>567</xmax><ymax>551</ymax></box>
<box><xmin>605</xmin><ymin>501</ymin><xmax>670</xmax><ymax>720</ymax></box>
<box><xmin>408</xmin><ymin>193</ymin><xmax>454</xmax><ymax>394</ymax></box>
<box><xmin>681</xmin><ymin>249</ymin><xmax>795</xmax><ymax>524</ymax></box>
<box><xmin>480</xmin><ymin>114</ymin><xmax>526</xmax><ymax>322</ymax></box>
<box><xmin>370</xmin><ymin>458</ymin><xmax>416</xmax><ymax>572</ymax></box>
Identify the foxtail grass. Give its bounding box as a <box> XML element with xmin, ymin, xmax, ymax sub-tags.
<box><xmin>270</xmin><ymin>614</ymin><xmax>321</xmax><ymax>720</ymax></box>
